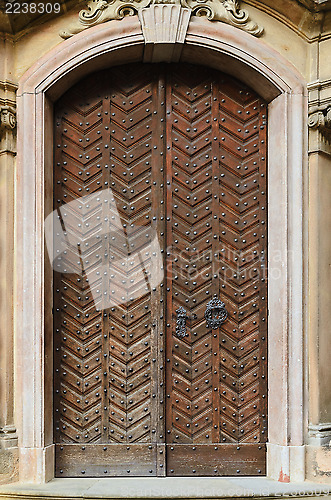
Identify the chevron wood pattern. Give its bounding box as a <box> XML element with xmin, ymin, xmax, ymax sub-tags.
<box><xmin>164</xmin><ymin>65</ymin><xmax>267</xmax><ymax>476</ymax></box>
<box><xmin>53</xmin><ymin>76</ymin><xmax>105</xmax><ymax>450</ymax></box>
<box><xmin>53</xmin><ymin>64</ymin><xmax>267</xmax><ymax>477</ymax></box>
<box><xmin>54</xmin><ymin>67</ymin><xmax>166</xmax><ymax>476</ymax></box>
<box><xmin>104</xmin><ymin>67</ymin><xmax>156</xmax><ymax>446</ymax></box>
<box><xmin>165</xmin><ymin>67</ymin><xmax>217</xmax><ymax>449</ymax></box>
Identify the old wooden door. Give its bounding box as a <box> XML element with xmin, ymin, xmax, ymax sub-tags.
<box><xmin>53</xmin><ymin>63</ymin><xmax>267</xmax><ymax>477</ymax></box>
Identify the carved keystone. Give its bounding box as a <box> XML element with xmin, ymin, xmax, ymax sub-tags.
<box><xmin>139</xmin><ymin>4</ymin><xmax>191</xmax><ymax>62</ymax></box>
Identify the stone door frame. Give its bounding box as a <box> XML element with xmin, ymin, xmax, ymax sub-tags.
<box><xmin>15</xmin><ymin>16</ymin><xmax>307</xmax><ymax>483</ymax></box>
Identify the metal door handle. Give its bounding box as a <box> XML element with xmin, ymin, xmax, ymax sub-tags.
<box><xmin>205</xmin><ymin>295</ymin><xmax>228</xmax><ymax>329</ymax></box>
<box><xmin>175</xmin><ymin>306</ymin><xmax>187</xmax><ymax>338</ymax></box>
<box><xmin>175</xmin><ymin>308</ymin><xmax>198</xmax><ymax>338</ymax></box>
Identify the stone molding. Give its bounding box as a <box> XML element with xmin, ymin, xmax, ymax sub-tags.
<box><xmin>308</xmin><ymin>423</ymin><xmax>331</xmax><ymax>445</ymax></box>
<box><xmin>0</xmin><ymin>425</ymin><xmax>18</xmax><ymax>449</ymax></box>
<box><xmin>311</xmin><ymin>423</ymin><xmax>331</xmax><ymax>431</ymax></box>
<box><xmin>59</xmin><ymin>0</ymin><xmax>263</xmax><ymax>39</ymax></box>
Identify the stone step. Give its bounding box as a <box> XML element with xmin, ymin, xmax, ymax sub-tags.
<box><xmin>0</xmin><ymin>478</ymin><xmax>330</xmax><ymax>500</ymax></box>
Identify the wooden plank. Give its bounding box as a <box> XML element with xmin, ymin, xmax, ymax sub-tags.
<box><xmin>217</xmin><ymin>76</ymin><xmax>268</xmax><ymax>446</ymax></box>
<box><xmin>165</xmin><ymin>65</ymin><xmax>216</xmax><ymax>447</ymax></box>
<box><xmin>56</xmin><ymin>444</ymin><xmax>157</xmax><ymax>477</ymax></box>
<box><xmin>106</xmin><ymin>64</ymin><xmax>157</xmax><ymax>445</ymax></box>
<box><xmin>54</xmin><ymin>65</ymin><xmax>165</xmax><ymax>474</ymax></box>
<box><xmin>166</xmin><ymin>444</ymin><xmax>266</xmax><ymax>476</ymax></box>
<box><xmin>53</xmin><ymin>74</ymin><xmax>105</xmax><ymax>447</ymax></box>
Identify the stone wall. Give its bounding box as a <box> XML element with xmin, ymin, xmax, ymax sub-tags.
<box><xmin>0</xmin><ymin>33</ymin><xmax>18</xmax><ymax>485</ymax></box>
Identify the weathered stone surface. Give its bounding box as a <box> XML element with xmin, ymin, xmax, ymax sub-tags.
<box><xmin>0</xmin><ymin>448</ymin><xmax>18</xmax><ymax>485</ymax></box>
<box><xmin>0</xmin><ymin>476</ymin><xmax>330</xmax><ymax>497</ymax></box>
<box><xmin>307</xmin><ymin>446</ymin><xmax>331</xmax><ymax>483</ymax></box>
<box><xmin>0</xmin><ymin>39</ymin><xmax>17</xmax><ymax>486</ymax></box>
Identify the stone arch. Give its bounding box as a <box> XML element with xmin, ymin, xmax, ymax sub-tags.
<box><xmin>15</xmin><ymin>15</ymin><xmax>307</xmax><ymax>482</ymax></box>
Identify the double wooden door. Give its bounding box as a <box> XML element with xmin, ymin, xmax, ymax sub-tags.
<box><xmin>53</xmin><ymin>63</ymin><xmax>267</xmax><ymax>477</ymax></box>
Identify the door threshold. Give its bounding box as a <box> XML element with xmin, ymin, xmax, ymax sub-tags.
<box><xmin>0</xmin><ymin>477</ymin><xmax>330</xmax><ymax>499</ymax></box>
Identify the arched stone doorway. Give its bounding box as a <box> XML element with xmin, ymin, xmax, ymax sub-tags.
<box><xmin>15</xmin><ymin>17</ymin><xmax>307</xmax><ymax>483</ymax></box>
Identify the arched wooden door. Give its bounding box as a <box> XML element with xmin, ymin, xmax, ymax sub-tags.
<box><xmin>53</xmin><ymin>63</ymin><xmax>268</xmax><ymax>477</ymax></box>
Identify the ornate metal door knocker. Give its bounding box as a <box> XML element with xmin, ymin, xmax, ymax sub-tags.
<box><xmin>204</xmin><ymin>295</ymin><xmax>228</xmax><ymax>329</ymax></box>
<box><xmin>175</xmin><ymin>306</ymin><xmax>187</xmax><ymax>338</ymax></box>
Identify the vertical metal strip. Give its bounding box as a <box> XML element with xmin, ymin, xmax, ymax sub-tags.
<box><xmin>53</xmin><ymin>106</ymin><xmax>64</xmax><ymax>448</ymax></box>
<box><xmin>165</xmin><ymin>67</ymin><xmax>174</xmax><ymax>451</ymax></box>
<box><xmin>211</xmin><ymin>77</ymin><xmax>221</xmax><ymax>446</ymax></box>
<box><xmin>102</xmin><ymin>87</ymin><xmax>111</xmax><ymax>442</ymax></box>
<box><xmin>150</xmin><ymin>68</ymin><xmax>159</xmax><ymax>447</ymax></box>
<box><xmin>149</xmin><ymin>66</ymin><xmax>167</xmax><ymax>475</ymax></box>
<box><xmin>157</xmin><ymin>70</ymin><xmax>167</xmax><ymax>475</ymax></box>
<box><xmin>258</xmin><ymin>100</ymin><xmax>268</xmax><ymax>444</ymax></box>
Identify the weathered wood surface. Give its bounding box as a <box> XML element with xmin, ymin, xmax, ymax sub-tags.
<box><xmin>54</xmin><ymin>63</ymin><xmax>267</xmax><ymax>477</ymax></box>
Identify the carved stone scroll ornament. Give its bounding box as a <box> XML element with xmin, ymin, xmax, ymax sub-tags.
<box><xmin>0</xmin><ymin>106</ymin><xmax>16</xmax><ymax>134</ymax></box>
<box><xmin>308</xmin><ymin>106</ymin><xmax>331</xmax><ymax>135</ymax></box>
<box><xmin>59</xmin><ymin>0</ymin><xmax>263</xmax><ymax>39</ymax></box>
